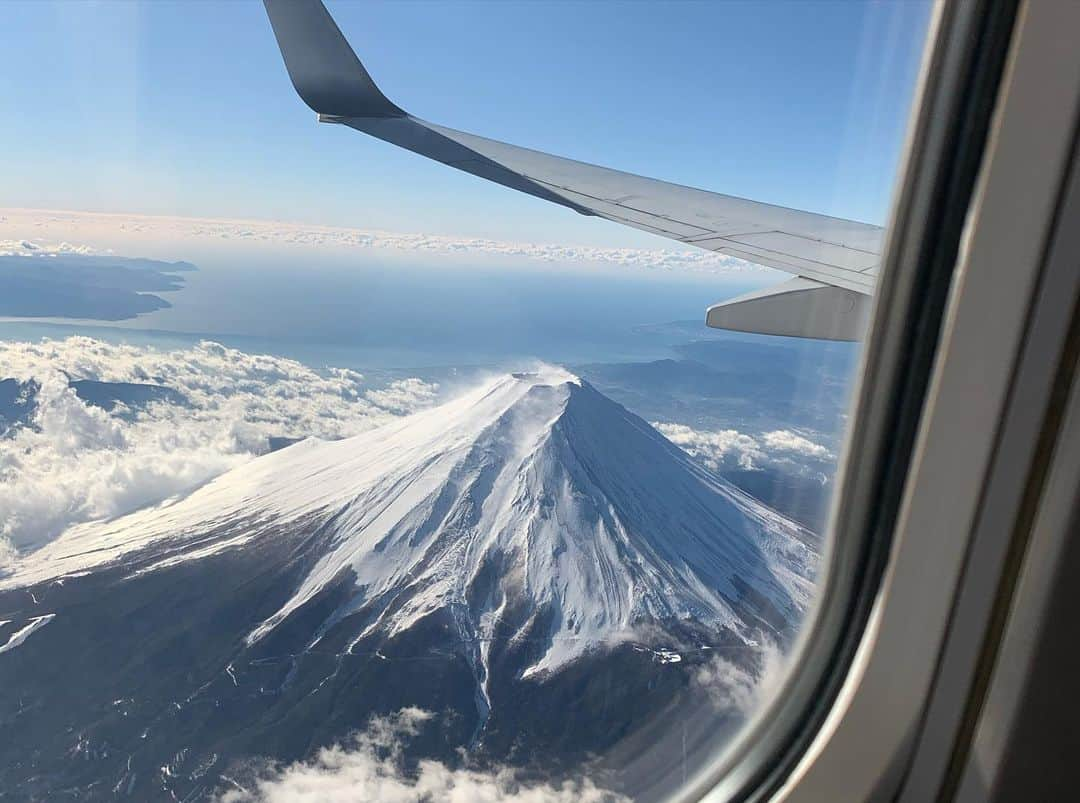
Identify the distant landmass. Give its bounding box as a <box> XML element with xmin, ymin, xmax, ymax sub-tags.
<box><xmin>631</xmin><ymin>318</ymin><xmax>727</xmax><ymax>341</ymax></box>
<box><xmin>0</xmin><ymin>254</ymin><xmax>195</xmax><ymax>320</ymax></box>
<box><xmin>67</xmin><ymin>378</ymin><xmax>188</xmax><ymax>413</ymax></box>
<box><xmin>576</xmin><ymin>336</ymin><xmax>856</xmax><ymax>438</ymax></box>
<box><xmin>0</xmin><ymin>376</ymin><xmax>188</xmax><ymax>435</ymax></box>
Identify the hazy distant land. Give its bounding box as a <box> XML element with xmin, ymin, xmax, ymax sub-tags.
<box><xmin>0</xmin><ymin>254</ymin><xmax>195</xmax><ymax>320</ymax></box>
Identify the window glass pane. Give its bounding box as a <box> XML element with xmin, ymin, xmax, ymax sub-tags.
<box><xmin>0</xmin><ymin>2</ymin><xmax>931</xmax><ymax>800</ymax></box>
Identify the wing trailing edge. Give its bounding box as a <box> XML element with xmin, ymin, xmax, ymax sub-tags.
<box><xmin>707</xmin><ymin>278</ymin><xmax>871</xmax><ymax>341</ymax></box>
<box><xmin>263</xmin><ymin>0</ymin><xmax>883</xmax><ymax>340</ymax></box>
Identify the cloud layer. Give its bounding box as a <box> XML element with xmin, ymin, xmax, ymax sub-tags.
<box><xmin>217</xmin><ymin>708</ymin><xmax>625</xmax><ymax>803</ymax></box>
<box><xmin>0</xmin><ymin>337</ymin><xmax>437</xmax><ymax>561</ymax></box>
<box><xmin>0</xmin><ymin>208</ymin><xmax>763</xmax><ymax>274</ymax></box>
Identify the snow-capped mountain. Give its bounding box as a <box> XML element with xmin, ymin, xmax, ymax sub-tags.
<box><xmin>0</xmin><ymin>369</ymin><xmax>818</xmax><ymax>801</ymax></box>
<box><xmin>6</xmin><ymin>368</ymin><xmax>815</xmax><ymax>656</ymax></box>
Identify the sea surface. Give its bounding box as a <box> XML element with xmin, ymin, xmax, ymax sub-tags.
<box><xmin>0</xmin><ymin>257</ymin><xmax>761</xmax><ymax>375</ymax></box>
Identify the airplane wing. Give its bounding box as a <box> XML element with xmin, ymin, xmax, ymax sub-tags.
<box><xmin>263</xmin><ymin>0</ymin><xmax>882</xmax><ymax>341</ymax></box>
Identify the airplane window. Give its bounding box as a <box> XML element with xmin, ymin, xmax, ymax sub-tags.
<box><xmin>0</xmin><ymin>1</ymin><xmax>933</xmax><ymax>801</ymax></box>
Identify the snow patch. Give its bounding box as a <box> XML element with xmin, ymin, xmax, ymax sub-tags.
<box><xmin>0</xmin><ymin>614</ymin><xmax>55</xmax><ymax>655</ymax></box>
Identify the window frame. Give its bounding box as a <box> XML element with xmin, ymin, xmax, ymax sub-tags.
<box><xmin>673</xmin><ymin>1</ymin><xmax>1080</xmax><ymax>800</ymax></box>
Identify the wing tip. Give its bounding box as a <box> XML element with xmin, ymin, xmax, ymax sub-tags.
<box><xmin>264</xmin><ymin>0</ymin><xmax>403</xmax><ymax>118</ymax></box>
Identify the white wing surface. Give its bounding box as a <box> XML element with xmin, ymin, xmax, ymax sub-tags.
<box><xmin>263</xmin><ymin>0</ymin><xmax>881</xmax><ymax>340</ymax></box>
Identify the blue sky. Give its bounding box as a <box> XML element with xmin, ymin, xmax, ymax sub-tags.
<box><xmin>0</xmin><ymin>0</ymin><xmax>931</xmax><ymax>249</ymax></box>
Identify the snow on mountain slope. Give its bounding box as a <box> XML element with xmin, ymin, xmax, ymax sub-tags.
<box><xmin>1</xmin><ymin>367</ymin><xmax>817</xmax><ymax>680</ymax></box>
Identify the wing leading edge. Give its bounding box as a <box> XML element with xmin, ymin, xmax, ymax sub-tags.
<box><xmin>263</xmin><ymin>0</ymin><xmax>881</xmax><ymax>341</ymax></box>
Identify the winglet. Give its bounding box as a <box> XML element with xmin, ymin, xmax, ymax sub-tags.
<box><xmin>263</xmin><ymin>0</ymin><xmax>403</xmax><ymax>118</ymax></box>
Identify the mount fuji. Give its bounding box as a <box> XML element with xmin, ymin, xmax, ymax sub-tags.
<box><xmin>0</xmin><ymin>368</ymin><xmax>818</xmax><ymax>801</ymax></box>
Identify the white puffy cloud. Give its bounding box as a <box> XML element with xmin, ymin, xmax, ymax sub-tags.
<box><xmin>0</xmin><ymin>238</ymin><xmax>96</xmax><ymax>257</ymax></box>
<box><xmin>0</xmin><ymin>337</ymin><xmax>438</xmax><ymax>559</ymax></box>
<box><xmin>217</xmin><ymin>708</ymin><xmax>625</xmax><ymax>803</ymax></box>
<box><xmin>364</xmin><ymin>378</ymin><xmax>441</xmax><ymax>415</ymax></box>
<box><xmin>652</xmin><ymin>422</ymin><xmax>765</xmax><ymax>470</ymax></box>
<box><xmin>761</xmin><ymin>429</ymin><xmax>835</xmax><ymax>460</ymax></box>
<box><xmin>691</xmin><ymin>641</ymin><xmax>786</xmax><ymax>718</ymax></box>
<box><xmin>0</xmin><ymin>208</ymin><xmax>762</xmax><ymax>275</ymax></box>
<box><xmin>653</xmin><ymin>422</ymin><xmax>834</xmax><ymax>472</ymax></box>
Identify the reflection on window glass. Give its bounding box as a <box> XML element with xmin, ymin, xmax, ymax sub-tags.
<box><xmin>0</xmin><ymin>1</ymin><xmax>930</xmax><ymax>800</ymax></box>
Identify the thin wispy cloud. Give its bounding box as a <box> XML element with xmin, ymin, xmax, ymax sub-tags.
<box><xmin>0</xmin><ymin>208</ymin><xmax>762</xmax><ymax>274</ymax></box>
